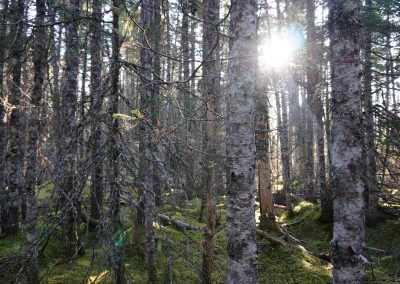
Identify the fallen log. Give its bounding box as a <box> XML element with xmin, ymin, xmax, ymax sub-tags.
<box><xmin>256</xmin><ymin>229</ymin><xmax>286</xmax><ymax>246</ymax></box>
<box><xmin>158</xmin><ymin>214</ymin><xmax>205</xmax><ymax>232</ymax></box>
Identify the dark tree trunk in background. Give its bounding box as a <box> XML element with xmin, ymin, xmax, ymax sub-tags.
<box><xmin>181</xmin><ymin>4</ymin><xmax>194</xmax><ymax>199</ymax></box>
<box><xmin>0</xmin><ymin>0</ymin><xmax>9</xmax><ymax>234</ymax></box>
<box><xmin>6</xmin><ymin>0</ymin><xmax>25</xmax><ymax>235</ymax></box>
<box><xmin>60</xmin><ymin>0</ymin><xmax>83</xmax><ymax>258</ymax></box>
<box><xmin>363</xmin><ymin>0</ymin><xmax>378</xmax><ymax>225</ymax></box>
<box><xmin>200</xmin><ymin>0</ymin><xmax>219</xmax><ymax>282</ymax></box>
<box><xmin>329</xmin><ymin>0</ymin><xmax>366</xmax><ymax>282</ymax></box>
<box><xmin>306</xmin><ymin>0</ymin><xmax>332</xmax><ymax>220</ymax></box>
<box><xmin>108</xmin><ymin>0</ymin><xmax>125</xmax><ymax>282</ymax></box>
<box><xmin>139</xmin><ymin>0</ymin><xmax>157</xmax><ymax>282</ymax></box>
<box><xmin>25</xmin><ymin>0</ymin><xmax>47</xmax><ymax>280</ymax></box>
<box><xmin>89</xmin><ymin>0</ymin><xmax>104</xmax><ymax>231</ymax></box>
<box><xmin>226</xmin><ymin>0</ymin><xmax>259</xmax><ymax>282</ymax></box>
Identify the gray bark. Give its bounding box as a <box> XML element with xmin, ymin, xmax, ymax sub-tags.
<box><xmin>0</xmin><ymin>0</ymin><xmax>9</xmax><ymax>234</ymax></box>
<box><xmin>25</xmin><ymin>0</ymin><xmax>47</xmax><ymax>281</ymax></box>
<box><xmin>226</xmin><ymin>1</ymin><xmax>259</xmax><ymax>283</ymax></box>
<box><xmin>60</xmin><ymin>0</ymin><xmax>83</xmax><ymax>257</ymax></box>
<box><xmin>88</xmin><ymin>0</ymin><xmax>104</xmax><ymax>231</ymax></box>
<box><xmin>109</xmin><ymin>0</ymin><xmax>125</xmax><ymax>282</ymax></box>
<box><xmin>139</xmin><ymin>0</ymin><xmax>157</xmax><ymax>282</ymax></box>
<box><xmin>329</xmin><ymin>0</ymin><xmax>366</xmax><ymax>282</ymax></box>
<box><xmin>363</xmin><ymin>0</ymin><xmax>378</xmax><ymax>225</ymax></box>
<box><xmin>6</xmin><ymin>0</ymin><xmax>25</xmax><ymax>235</ymax></box>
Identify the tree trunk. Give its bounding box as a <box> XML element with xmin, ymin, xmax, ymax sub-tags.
<box><xmin>329</xmin><ymin>0</ymin><xmax>365</xmax><ymax>282</ymax></box>
<box><xmin>305</xmin><ymin>0</ymin><xmax>331</xmax><ymax>220</ymax></box>
<box><xmin>226</xmin><ymin>1</ymin><xmax>258</xmax><ymax>283</ymax></box>
<box><xmin>363</xmin><ymin>0</ymin><xmax>378</xmax><ymax>225</ymax></box>
<box><xmin>6</xmin><ymin>0</ymin><xmax>25</xmax><ymax>235</ymax></box>
<box><xmin>25</xmin><ymin>0</ymin><xmax>47</xmax><ymax>280</ymax></box>
<box><xmin>200</xmin><ymin>0</ymin><xmax>219</xmax><ymax>282</ymax></box>
<box><xmin>88</xmin><ymin>0</ymin><xmax>104</xmax><ymax>231</ymax></box>
<box><xmin>0</xmin><ymin>0</ymin><xmax>9</xmax><ymax>234</ymax></box>
<box><xmin>139</xmin><ymin>0</ymin><xmax>157</xmax><ymax>282</ymax></box>
<box><xmin>275</xmin><ymin>89</ymin><xmax>293</xmax><ymax>214</ymax></box>
<box><xmin>60</xmin><ymin>0</ymin><xmax>83</xmax><ymax>258</ymax></box>
<box><xmin>181</xmin><ymin>5</ymin><xmax>194</xmax><ymax>199</ymax></box>
<box><xmin>108</xmin><ymin>0</ymin><xmax>125</xmax><ymax>282</ymax></box>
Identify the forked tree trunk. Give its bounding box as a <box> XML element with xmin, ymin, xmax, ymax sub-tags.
<box><xmin>329</xmin><ymin>0</ymin><xmax>365</xmax><ymax>282</ymax></box>
<box><xmin>226</xmin><ymin>1</ymin><xmax>258</xmax><ymax>282</ymax></box>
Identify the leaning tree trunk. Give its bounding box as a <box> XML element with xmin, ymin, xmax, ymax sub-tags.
<box><xmin>60</xmin><ymin>0</ymin><xmax>83</xmax><ymax>258</ymax></box>
<box><xmin>88</xmin><ymin>0</ymin><xmax>104</xmax><ymax>231</ymax></box>
<box><xmin>139</xmin><ymin>0</ymin><xmax>157</xmax><ymax>282</ymax></box>
<box><xmin>226</xmin><ymin>1</ymin><xmax>259</xmax><ymax>283</ymax></box>
<box><xmin>200</xmin><ymin>0</ymin><xmax>219</xmax><ymax>282</ymax></box>
<box><xmin>25</xmin><ymin>0</ymin><xmax>47</xmax><ymax>281</ymax></box>
<box><xmin>6</xmin><ymin>0</ymin><xmax>25</xmax><ymax>235</ymax></box>
<box><xmin>329</xmin><ymin>0</ymin><xmax>365</xmax><ymax>282</ymax></box>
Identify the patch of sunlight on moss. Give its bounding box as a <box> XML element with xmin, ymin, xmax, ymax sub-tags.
<box><xmin>37</xmin><ymin>181</ymin><xmax>54</xmax><ymax>201</ymax></box>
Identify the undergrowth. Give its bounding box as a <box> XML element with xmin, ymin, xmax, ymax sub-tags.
<box><xmin>1</xmin><ymin>199</ymin><xmax>399</xmax><ymax>283</ymax></box>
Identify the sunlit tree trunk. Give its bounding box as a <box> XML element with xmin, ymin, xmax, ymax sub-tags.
<box><xmin>275</xmin><ymin>89</ymin><xmax>293</xmax><ymax>214</ymax></box>
<box><xmin>200</xmin><ymin>0</ymin><xmax>219</xmax><ymax>282</ymax></box>
<box><xmin>88</xmin><ymin>0</ymin><xmax>104</xmax><ymax>231</ymax></box>
<box><xmin>226</xmin><ymin>1</ymin><xmax>258</xmax><ymax>282</ymax></box>
<box><xmin>329</xmin><ymin>0</ymin><xmax>366</xmax><ymax>282</ymax></box>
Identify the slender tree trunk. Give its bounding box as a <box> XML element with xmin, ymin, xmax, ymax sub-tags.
<box><xmin>180</xmin><ymin>4</ymin><xmax>194</xmax><ymax>199</ymax></box>
<box><xmin>6</xmin><ymin>0</ymin><xmax>25</xmax><ymax>235</ymax></box>
<box><xmin>108</xmin><ymin>0</ymin><xmax>125</xmax><ymax>282</ymax></box>
<box><xmin>139</xmin><ymin>0</ymin><xmax>157</xmax><ymax>281</ymax></box>
<box><xmin>226</xmin><ymin>1</ymin><xmax>258</xmax><ymax>282</ymax></box>
<box><xmin>363</xmin><ymin>0</ymin><xmax>378</xmax><ymax>225</ymax></box>
<box><xmin>306</xmin><ymin>0</ymin><xmax>331</xmax><ymax>219</ymax></box>
<box><xmin>275</xmin><ymin>89</ymin><xmax>293</xmax><ymax>214</ymax></box>
<box><xmin>88</xmin><ymin>0</ymin><xmax>104</xmax><ymax>231</ymax></box>
<box><xmin>25</xmin><ymin>0</ymin><xmax>47</xmax><ymax>280</ymax></box>
<box><xmin>60</xmin><ymin>0</ymin><xmax>83</xmax><ymax>257</ymax></box>
<box><xmin>256</xmin><ymin>96</ymin><xmax>274</xmax><ymax>227</ymax></box>
<box><xmin>329</xmin><ymin>0</ymin><xmax>366</xmax><ymax>282</ymax></box>
<box><xmin>152</xmin><ymin>0</ymin><xmax>161</xmax><ymax>206</ymax></box>
<box><xmin>0</xmin><ymin>0</ymin><xmax>9</xmax><ymax>234</ymax></box>
<box><xmin>200</xmin><ymin>0</ymin><xmax>219</xmax><ymax>282</ymax></box>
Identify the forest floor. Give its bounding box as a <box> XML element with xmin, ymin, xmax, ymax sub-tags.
<box><xmin>1</xmin><ymin>191</ymin><xmax>400</xmax><ymax>283</ymax></box>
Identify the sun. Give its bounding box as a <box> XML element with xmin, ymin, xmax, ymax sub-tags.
<box><xmin>258</xmin><ymin>28</ymin><xmax>304</xmax><ymax>70</ymax></box>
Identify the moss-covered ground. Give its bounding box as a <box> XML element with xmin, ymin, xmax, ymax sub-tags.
<box><xmin>1</xmin><ymin>198</ymin><xmax>399</xmax><ymax>283</ymax></box>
